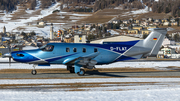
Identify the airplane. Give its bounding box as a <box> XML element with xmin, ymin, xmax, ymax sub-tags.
<box><xmin>7</xmin><ymin>28</ymin><xmax>167</xmax><ymax>76</ymax></box>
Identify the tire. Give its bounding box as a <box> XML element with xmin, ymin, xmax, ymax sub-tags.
<box><xmin>77</xmin><ymin>69</ymin><xmax>85</xmax><ymax>76</ymax></box>
<box><xmin>31</xmin><ymin>70</ymin><xmax>37</xmax><ymax>75</ymax></box>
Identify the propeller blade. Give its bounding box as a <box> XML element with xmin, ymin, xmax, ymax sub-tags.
<box><xmin>9</xmin><ymin>57</ymin><xmax>11</xmax><ymax>67</ymax></box>
<box><xmin>7</xmin><ymin>40</ymin><xmax>12</xmax><ymax>67</ymax></box>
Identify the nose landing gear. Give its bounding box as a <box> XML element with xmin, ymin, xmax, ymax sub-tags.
<box><xmin>31</xmin><ymin>70</ymin><xmax>37</xmax><ymax>75</ymax></box>
<box><xmin>31</xmin><ymin>65</ymin><xmax>37</xmax><ymax>75</ymax></box>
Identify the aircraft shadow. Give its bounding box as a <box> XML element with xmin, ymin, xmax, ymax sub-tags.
<box><xmin>40</xmin><ymin>70</ymin><xmax>177</xmax><ymax>77</ymax></box>
<box><xmin>84</xmin><ymin>70</ymin><xmax>127</xmax><ymax>77</ymax></box>
<box><xmin>41</xmin><ymin>70</ymin><xmax>127</xmax><ymax>77</ymax></box>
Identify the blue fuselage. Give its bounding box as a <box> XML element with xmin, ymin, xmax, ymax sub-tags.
<box><xmin>11</xmin><ymin>41</ymin><xmax>140</xmax><ymax>65</ymax></box>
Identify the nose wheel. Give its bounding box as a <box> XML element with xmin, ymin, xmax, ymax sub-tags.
<box><xmin>31</xmin><ymin>70</ymin><xmax>37</xmax><ymax>75</ymax></box>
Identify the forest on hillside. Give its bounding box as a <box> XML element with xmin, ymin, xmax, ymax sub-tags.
<box><xmin>152</xmin><ymin>0</ymin><xmax>180</xmax><ymax>17</ymax></box>
<box><xmin>0</xmin><ymin>0</ymin><xmax>23</xmax><ymax>12</ymax></box>
<box><xmin>0</xmin><ymin>0</ymin><xmax>56</xmax><ymax>12</ymax></box>
<box><xmin>0</xmin><ymin>0</ymin><xmax>179</xmax><ymax>17</ymax></box>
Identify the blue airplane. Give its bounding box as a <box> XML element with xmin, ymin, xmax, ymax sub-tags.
<box><xmin>8</xmin><ymin>28</ymin><xmax>167</xmax><ymax>76</ymax></box>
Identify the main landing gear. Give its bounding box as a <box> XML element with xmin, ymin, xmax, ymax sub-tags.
<box><xmin>77</xmin><ymin>69</ymin><xmax>85</xmax><ymax>76</ymax></box>
<box><xmin>67</xmin><ymin>65</ymin><xmax>85</xmax><ymax>76</ymax></box>
<box><xmin>31</xmin><ymin>65</ymin><xmax>37</xmax><ymax>75</ymax></box>
<box><xmin>67</xmin><ymin>66</ymin><xmax>75</xmax><ymax>73</ymax></box>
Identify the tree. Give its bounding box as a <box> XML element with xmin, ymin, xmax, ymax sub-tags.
<box><xmin>143</xmin><ymin>34</ymin><xmax>148</xmax><ymax>39</ymax></box>
<box><xmin>165</xmin><ymin>7</ymin><xmax>169</xmax><ymax>13</ymax></box>
<box><xmin>174</xmin><ymin>34</ymin><xmax>180</xmax><ymax>42</ymax></box>
<box><xmin>29</xmin><ymin>31</ymin><xmax>36</xmax><ymax>36</ymax></box>
<box><xmin>87</xmin><ymin>34</ymin><xmax>95</xmax><ymax>41</ymax></box>
<box><xmin>21</xmin><ymin>32</ymin><xmax>28</xmax><ymax>40</ymax></box>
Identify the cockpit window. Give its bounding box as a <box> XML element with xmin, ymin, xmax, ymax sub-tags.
<box><xmin>40</xmin><ymin>45</ymin><xmax>54</xmax><ymax>51</ymax></box>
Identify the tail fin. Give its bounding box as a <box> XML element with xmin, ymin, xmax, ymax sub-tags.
<box><xmin>143</xmin><ymin>28</ymin><xmax>167</xmax><ymax>57</ymax></box>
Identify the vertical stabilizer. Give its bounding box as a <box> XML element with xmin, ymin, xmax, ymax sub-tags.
<box><xmin>143</xmin><ymin>28</ymin><xmax>167</xmax><ymax>56</ymax></box>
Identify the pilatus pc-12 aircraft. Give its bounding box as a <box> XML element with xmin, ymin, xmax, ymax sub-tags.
<box><xmin>7</xmin><ymin>28</ymin><xmax>167</xmax><ymax>76</ymax></box>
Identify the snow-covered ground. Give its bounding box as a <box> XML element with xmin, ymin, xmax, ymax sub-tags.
<box><xmin>1</xmin><ymin>78</ymin><xmax>180</xmax><ymax>101</ymax></box>
<box><xmin>0</xmin><ymin>89</ymin><xmax>180</xmax><ymax>101</ymax></box>
<box><xmin>0</xmin><ymin>2</ymin><xmax>92</xmax><ymax>38</ymax></box>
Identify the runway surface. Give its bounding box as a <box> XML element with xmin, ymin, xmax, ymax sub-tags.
<box><xmin>1</xmin><ymin>70</ymin><xmax>180</xmax><ymax>79</ymax></box>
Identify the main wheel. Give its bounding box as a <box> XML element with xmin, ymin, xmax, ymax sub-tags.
<box><xmin>77</xmin><ymin>69</ymin><xmax>85</xmax><ymax>76</ymax></box>
<box><xmin>31</xmin><ymin>70</ymin><xmax>37</xmax><ymax>75</ymax></box>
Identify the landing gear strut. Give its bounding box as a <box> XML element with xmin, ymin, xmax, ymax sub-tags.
<box><xmin>67</xmin><ymin>66</ymin><xmax>75</xmax><ymax>73</ymax></box>
<box><xmin>31</xmin><ymin>65</ymin><xmax>37</xmax><ymax>75</ymax></box>
<box><xmin>74</xmin><ymin>65</ymin><xmax>85</xmax><ymax>76</ymax></box>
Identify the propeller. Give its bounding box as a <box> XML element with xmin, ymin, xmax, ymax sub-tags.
<box><xmin>7</xmin><ymin>40</ymin><xmax>12</xmax><ymax>66</ymax></box>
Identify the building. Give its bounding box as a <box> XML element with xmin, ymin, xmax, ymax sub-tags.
<box><xmin>140</xmin><ymin>21</ymin><xmax>149</xmax><ymax>26</ymax></box>
<box><xmin>163</xmin><ymin>22</ymin><xmax>170</xmax><ymax>26</ymax></box>
<box><xmin>159</xmin><ymin>47</ymin><xmax>180</xmax><ymax>58</ymax></box>
<box><xmin>132</xmin><ymin>26</ymin><xmax>143</xmax><ymax>31</ymax></box>
<box><xmin>141</xmin><ymin>30</ymin><xmax>150</xmax><ymax>35</ymax></box>
<box><xmin>50</xmin><ymin>23</ymin><xmax>54</xmax><ymax>40</ymax></box>
<box><xmin>91</xmin><ymin>35</ymin><xmax>142</xmax><ymax>43</ymax></box>
<box><xmin>154</xmin><ymin>19</ymin><xmax>161</xmax><ymax>23</ymax></box>
<box><xmin>134</xmin><ymin>20</ymin><xmax>140</xmax><ymax>24</ymax></box>
<box><xmin>3</xmin><ymin>26</ymin><xmax>5</xmax><ymax>34</ymax></box>
<box><xmin>148</xmin><ymin>18</ymin><xmax>153</xmax><ymax>22</ymax></box>
<box><xmin>160</xmin><ymin>47</ymin><xmax>176</xmax><ymax>58</ymax></box>
<box><xmin>112</xmin><ymin>20</ymin><xmax>120</xmax><ymax>24</ymax></box>
<box><xmin>74</xmin><ymin>34</ymin><xmax>86</xmax><ymax>43</ymax></box>
<box><xmin>169</xmin><ymin>45</ymin><xmax>180</xmax><ymax>53</ymax></box>
<box><xmin>171</xmin><ymin>22</ymin><xmax>178</xmax><ymax>26</ymax></box>
<box><xmin>162</xmin><ymin>38</ymin><xmax>175</xmax><ymax>46</ymax></box>
<box><xmin>162</xmin><ymin>18</ymin><xmax>168</xmax><ymax>22</ymax></box>
<box><xmin>64</xmin><ymin>37</ymin><xmax>73</xmax><ymax>43</ymax></box>
<box><xmin>84</xmin><ymin>24</ymin><xmax>91</xmax><ymax>31</ymax></box>
<box><xmin>0</xmin><ymin>33</ymin><xmax>2</xmax><ymax>43</ymax></box>
<box><xmin>128</xmin><ymin>29</ymin><xmax>138</xmax><ymax>34</ymax></box>
<box><xmin>157</xmin><ymin>51</ymin><xmax>164</xmax><ymax>58</ymax></box>
<box><xmin>146</xmin><ymin>25</ymin><xmax>157</xmax><ymax>29</ymax></box>
<box><xmin>39</xmin><ymin>21</ymin><xmax>46</xmax><ymax>26</ymax></box>
<box><xmin>122</xmin><ymin>20</ymin><xmax>129</xmax><ymax>24</ymax></box>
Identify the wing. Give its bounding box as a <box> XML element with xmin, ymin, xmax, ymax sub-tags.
<box><xmin>63</xmin><ymin>52</ymin><xmax>100</xmax><ymax>66</ymax></box>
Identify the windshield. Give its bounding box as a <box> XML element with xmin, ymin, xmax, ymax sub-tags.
<box><xmin>40</xmin><ymin>45</ymin><xmax>54</xmax><ymax>51</ymax></box>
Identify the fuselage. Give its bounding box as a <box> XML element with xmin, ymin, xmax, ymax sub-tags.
<box><xmin>11</xmin><ymin>41</ymin><xmax>144</xmax><ymax>65</ymax></box>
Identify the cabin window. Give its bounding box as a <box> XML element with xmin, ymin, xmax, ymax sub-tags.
<box><xmin>66</xmin><ymin>48</ymin><xmax>70</xmax><ymax>52</ymax></box>
<box><xmin>73</xmin><ymin>48</ymin><xmax>77</xmax><ymax>52</ymax></box>
<box><xmin>40</xmin><ymin>45</ymin><xmax>54</xmax><ymax>51</ymax></box>
<box><xmin>94</xmin><ymin>48</ymin><xmax>98</xmax><ymax>52</ymax></box>
<box><xmin>82</xmin><ymin>48</ymin><xmax>86</xmax><ymax>53</ymax></box>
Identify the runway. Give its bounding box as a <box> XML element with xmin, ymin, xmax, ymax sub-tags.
<box><xmin>1</xmin><ymin>66</ymin><xmax>180</xmax><ymax>100</ymax></box>
<box><xmin>0</xmin><ymin>69</ymin><xmax>180</xmax><ymax>79</ymax></box>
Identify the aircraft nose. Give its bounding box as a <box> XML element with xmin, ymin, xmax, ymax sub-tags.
<box><xmin>11</xmin><ymin>51</ymin><xmax>40</xmax><ymax>63</ymax></box>
<box><xmin>11</xmin><ymin>51</ymin><xmax>25</xmax><ymax>62</ymax></box>
<box><xmin>11</xmin><ymin>51</ymin><xmax>28</xmax><ymax>62</ymax></box>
